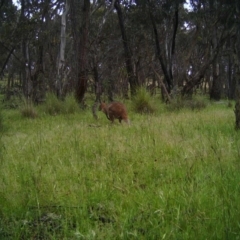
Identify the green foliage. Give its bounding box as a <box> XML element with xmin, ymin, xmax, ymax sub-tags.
<box><xmin>42</xmin><ymin>92</ymin><xmax>63</xmax><ymax>115</ymax></box>
<box><xmin>19</xmin><ymin>99</ymin><xmax>38</xmax><ymax>119</ymax></box>
<box><xmin>41</xmin><ymin>93</ymin><xmax>80</xmax><ymax>116</ymax></box>
<box><xmin>167</xmin><ymin>94</ymin><xmax>208</xmax><ymax>111</ymax></box>
<box><xmin>2</xmin><ymin>92</ymin><xmax>22</xmax><ymax>109</ymax></box>
<box><xmin>132</xmin><ymin>87</ymin><xmax>156</xmax><ymax>114</ymax></box>
<box><xmin>1</xmin><ymin>100</ymin><xmax>240</xmax><ymax>239</ymax></box>
<box><xmin>64</xmin><ymin>93</ymin><xmax>80</xmax><ymax>114</ymax></box>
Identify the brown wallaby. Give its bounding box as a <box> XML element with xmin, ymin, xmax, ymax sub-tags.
<box><xmin>99</xmin><ymin>102</ymin><xmax>130</xmax><ymax>124</ymax></box>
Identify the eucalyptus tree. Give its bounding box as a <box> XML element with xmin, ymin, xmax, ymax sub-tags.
<box><xmin>147</xmin><ymin>0</ymin><xmax>183</xmax><ymax>95</ymax></box>
<box><xmin>89</xmin><ymin>0</ymin><xmax>120</xmax><ymax>102</ymax></box>
<box><xmin>0</xmin><ymin>0</ymin><xmax>18</xmax><ymax>83</ymax></box>
<box><xmin>181</xmin><ymin>0</ymin><xmax>236</xmax><ymax>98</ymax></box>
<box><xmin>2</xmin><ymin>0</ymin><xmax>65</xmax><ymax>102</ymax></box>
<box><xmin>114</xmin><ymin>0</ymin><xmax>140</xmax><ymax>97</ymax></box>
<box><xmin>56</xmin><ymin>0</ymin><xmax>69</xmax><ymax>99</ymax></box>
<box><xmin>0</xmin><ymin>1</ymin><xmax>14</xmax><ymax>72</ymax></box>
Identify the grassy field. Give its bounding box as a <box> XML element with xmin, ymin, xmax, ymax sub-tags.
<box><xmin>0</xmin><ymin>98</ymin><xmax>240</xmax><ymax>239</ymax></box>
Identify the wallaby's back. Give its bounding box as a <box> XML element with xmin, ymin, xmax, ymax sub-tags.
<box><xmin>99</xmin><ymin>102</ymin><xmax>129</xmax><ymax>124</ymax></box>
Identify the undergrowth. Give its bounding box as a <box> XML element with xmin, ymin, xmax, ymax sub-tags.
<box><xmin>38</xmin><ymin>93</ymin><xmax>80</xmax><ymax>116</ymax></box>
<box><xmin>132</xmin><ymin>87</ymin><xmax>156</xmax><ymax>114</ymax></box>
<box><xmin>167</xmin><ymin>94</ymin><xmax>208</xmax><ymax>111</ymax></box>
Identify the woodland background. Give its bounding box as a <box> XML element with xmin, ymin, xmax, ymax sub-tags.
<box><xmin>1</xmin><ymin>1</ymin><xmax>240</xmax><ymax>239</ymax></box>
<box><xmin>0</xmin><ymin>0</ymin><xmax>240</xmax><ymax>108</ymax></box>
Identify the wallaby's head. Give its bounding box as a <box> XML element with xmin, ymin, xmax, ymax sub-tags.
<box><xmin>99</xmin><ymin>102</ymin><xmax>107</xmax><ymax>111</ymax></box>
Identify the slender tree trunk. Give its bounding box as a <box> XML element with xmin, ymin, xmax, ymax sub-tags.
<box><xmin>20</xmin><ymin>0</ymin><xmax>30</xmax><ymax>98</ymax></box>
<box><xmin>31</xmin><ymin>45</ymin><xmax>44</xmax><ymax>103</ymax></box>
<box><xmin>92</xmin><ymin>63</ymin><xmax>102</xmax><ymax>119</ymax></box>
<box><xmin>228</xmin><ymin>55</ymin><xmax>235</xmax><ymax>99</ymax></box>
<box><xmin>209</xmin><ymin>5</ymin><xmax>221</xmax><ymax>101</ymax></box>
<box><xmin>149</xmin><ymin>8</ymin><xmax>171</xmax><ymax>93</ymax></box>
<box><xmin>57</xmin><ymin>0</ymin><xmax>69</xmax><ymax>99</ymax></box>
<box><xmin>114</xmin><ymin>0</ymin><xmax>139</xmax><ymax>97</ymax></box>
<box><xmin>0</xmin><ymin>47</ymin><xmax>15</xmax><ymax>77</ymax></box>
<box><xmin>210</xmin><ymin>61</ymin><xmax>221</xmax><ymax>100</ymax></box>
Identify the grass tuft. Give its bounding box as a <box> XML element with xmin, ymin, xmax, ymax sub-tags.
<box><xmin>41</xmin><ymin>93</ymin><xmax>79</xmax><ymax>116</ymax></box>
<box><xmin>132</xmin><ymin>87</ymin><xmax>156</xmax><ymax>114</ymax></box>
<box><xmin>64</xmin><ymin>93</ymin><xmax>80</xmax><ymax>114</ymax></box>
<box><xmin>19</xmin><ymin>99</ymin><xmax>38</xmax><ymax>118</ymax></box>
<box><xmin>42</xmin><ymin>92</ymin><xmax>63</xmax><ymax>115</ymax></box>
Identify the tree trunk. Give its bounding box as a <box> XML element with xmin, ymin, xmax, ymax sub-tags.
<box><xmin>209</xmin><ymin>9</ymin><xmax>221</xmax><ymax>101</ymax></box>
<box><xmin>69</xmin><ymin>0</ymin><xmax>90</xmax><ymax>104</ymax></box>
<box><xmin>31</xmin><ymin>45</ymin><xmax>44</xmax><ymax>103</ymax></box>
<box><xmin>234</xmin><ymin>0</ymin><xmax>240</xmax><ymax>130</ymax></box>
<box><xmin>75</xmin><ymin>0</ymin><xmax>90</xmax><ymax>104</ymax></box>
<box><xmin>210</xmin><ymin>61</ymin><xmax>221</xmax><ymax>100</ymax></box>
<box><xmin>20</xmin><ymin>0</ymin><xmax>30</xmax><ymax>98</ymax></box>
<box><xmin>92</xmin><ymin>64</ymin><xmax>102</xmax><ymax>119</ymax></box>
<box><xmin>0</xmin><ymin>46</ymin><xmax>15</xmax><ymax>77</ymax></box>
<box><xmin>114</xmin><ymin>0</ymin><xmax>139</xmax><ymax>97</ymax></box>
<box><xmin>56</xmin><ymin>0</ymin><xmax>69</xmax><ymax>99</ymax></box>
<box><xmin>235</xmin><ymin>83</ymin><xmax>240</xmax><ymax>130</ymax></box>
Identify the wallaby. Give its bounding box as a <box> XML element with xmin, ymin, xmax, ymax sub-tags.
<box><xmin>99</xmin><ymin>102</ymin><xmax>130</xmax><ymax>124</ymax></box>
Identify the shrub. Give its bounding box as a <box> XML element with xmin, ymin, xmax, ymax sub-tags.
<box><xmin>132</xmin><ymin>87</ymin><xmax>156</xmax><ymax>114</ymax></box>
<box><xmin>64</xmin><ymin>94</ymin><xmax>80</xmax><ymax>114</ymax></box>
<box><xmin>41</xmin><ymin>93</ymin><xmax>80</xmax><ymax>116</ymax></box>
<box><xmin>43</xmin><ymin>93</ymin><xmax>64</xmax><ymax>115</ymax></box>
<box><xmin>167</xmin><ymin>94</ymin><xmax>207</xmax><ymax>111</ymax></box>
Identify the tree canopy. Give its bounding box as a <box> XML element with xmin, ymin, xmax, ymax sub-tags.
<box><xmin>0</xmin><ymin>0</ymin><xmax>239</xmax><ymax>103</ymax></box>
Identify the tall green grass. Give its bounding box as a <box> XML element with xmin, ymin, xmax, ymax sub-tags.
<box><xmin>0</xmin><ymin>99</ymin><xmax>240</xmax><ymax>239</ymax></box>
<box><xmin>132</xmin><ymin>87</ymin><xmax>156</xmax><ymax>114</ymax></box>
<box><xmin>41</xmin><ymin>92</ymin><xmax>80</xmax><ymax>115</ymax></box>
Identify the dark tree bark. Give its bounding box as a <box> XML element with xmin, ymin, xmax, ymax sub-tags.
<box><xmin>0</xmin><ymin>46</ymin><xmax>15</xmax><ymax>77</ymax></box>
<box><xmin>114</xmin><ymin>0</ymin><xmax>139</xmax><ymax>97</ymax></box>
<box><xmin>31</xmin><ymin>45</ymin><xmax>44</xmax><ymax>103</ymax></box>
<box><xmin>227</xmin><ymin>37</ymin><xmax>235</xmax><ymax>99</ymax></box>
<box><xmin>234</xmin><ymin>0</ymin><xmax>240</xmax><ymax>129</ymax></box>
<box><xmin>210</xmin><ymin>61</ymin><xmax>221</xmax><ymax>100</ymax></box>
<box><xmin>209</xmin><ymin>0</ymin><xmax>221</xmax><ymax>101</ymax></box>
<box><xmin>92</xmin><ymin>63</ymin><xmax>102</xmax><ymax>119</ymax></box>
<box><xmin>75</xmin><ymin>0</ymin><xmax>90</xmax><ymax>104</ymax></box>
<box><xmin>235</xmin><ymin>85</ymin><xmax>240</xmax><ymax>130</ymax></box>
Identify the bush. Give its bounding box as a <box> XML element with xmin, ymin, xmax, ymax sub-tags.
<box><xmin>64</xmin><ymin>94</ymin><xmax>80</xmax><ymax>114</ymax></box>
<box><xmin>20</xmin><ymin>99</ymin><xmax>38</xmax><ymax>118</ymax></box>
<box><xmin>167</xmin><ymin>95</ymin><xmax>207</xmax><ymax>111</ymax></box>
<box><xmin>42</xmin><ymin>93</ymin><xmax>79</xmax><ymax>115</ymax></box>
<box><xmin>132</xmin><ymin>87</ymin><xmax>156</xmax><ymax>114</ymax></box>
<box><xmin>43</xmin><ymin>93</ymin><xmax>64</xmax><ymax>115</ymax></box>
